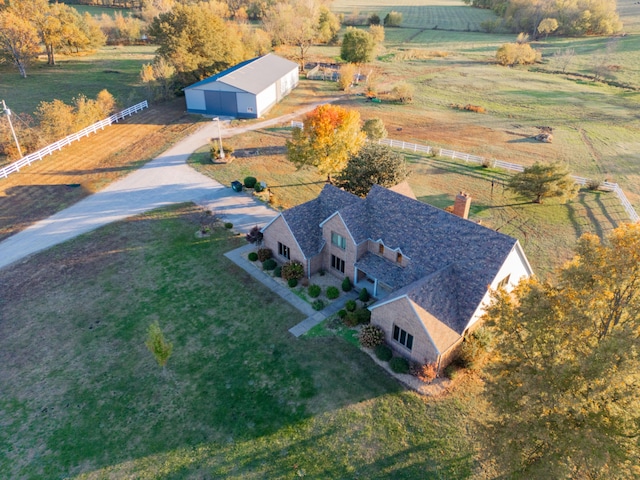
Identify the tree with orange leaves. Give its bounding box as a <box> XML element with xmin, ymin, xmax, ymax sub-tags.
<box><xmin>479</xmin><ymin>223</ymin><xmax>640</xmax><ymax>478</ymax></box>
<box><xmin>286</xmin><ymin>104</ymin><xmax>366</xmax><ymax>183</ymax></box>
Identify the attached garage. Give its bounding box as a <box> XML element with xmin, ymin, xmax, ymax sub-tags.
<box><xmin>184</xmin><ymin>54</ymin><xmax>299</xmax><ymax>119</ymax></box>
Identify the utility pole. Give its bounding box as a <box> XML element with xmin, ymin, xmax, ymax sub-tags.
<box><xmin>2</xmin><ymin>100</ymin><xmax>23</xmax><ymax>159</ymax></box>
<box><xmin>213</xmin><ymin>117</ymin><xmax>224</xmax><ymax>160</ymax></box>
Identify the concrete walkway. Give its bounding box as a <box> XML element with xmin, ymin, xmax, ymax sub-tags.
<box><xmin>0</xmin><ymin>100</ymin><xmax>336</xmax><ymax>271</ymax></box>
<box><xmin>224</xmin><ymin>244</ymin><xmax>359</xmax><ymax>337</ymax></box>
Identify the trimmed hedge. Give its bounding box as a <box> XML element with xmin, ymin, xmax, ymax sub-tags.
<box><xmin>288</xmin><ymin>278</ymin><xmax>298</xmax><ymax>288</ymax></box>
<box><xmin>342</xmin><ymin>277</ymin><xmax>352</xmax><ymax>292</ymax></box>
<box><xmin>248</xmin><ymin>252</ymin><xmax>258</xmax><ymax>262</ymax></box>
<box><xmin>244</xmin><ymin>176</ymin><xmax>257</xmax><ymax>188</ymax></box>
<box><xmin>224</xmin><ymin>222</ymin><xmax>233</xmax><ymax>229</ymax></box>
<box><xmin>389</xmin><ymin>356</ymin><xmax>410</xmax><ymax>374</ymax></box>
<box><xmin>273</xmin><ymin>266</ymin><xmax>282</xmax><ymax>277</ymax></box>
<box><xmin>262</xmin><ymin>258</ymin><xmax>277</xmax><ymax>271</ymax></box>
<box><xmin>312</xmin><ymin>299</ymin><xmax>325</xmax><ymax>311</ymax></box>
<box><xmin>326</xmin><ymin>286</ymin><xmax>340</xmax><ymax>300</ymax></box>
<box><xmin>375</xmin><ymin>344</ymin><xmax>393</xmax><ymax>361</ymax></box>
<box><xmin>337</xmin><ymin>309</ymin><xmax>347</xmax><ymax>319</ymax></box>
<box><xmin>308</xmin><ymin>284</ymin><xmax>322</xmax><ymax>298</ymax></box>
<box><xmin>359</xmin><ymin>288</ymin><xmax>370</xmax><ymax>302</ymax></box>
<box><xmin>345</xmin><ymin>300</ymin><xmax>357</xmax><ymax>312</ymax></box>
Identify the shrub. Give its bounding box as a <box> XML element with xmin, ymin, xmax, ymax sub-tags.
<box><xmin>244</xmin><ymin>176</ymin><xmax>257</xmax><ymax>188</ymax></box>
<box><xmin>389</xmin><ymin>356</ymin><xmax>410</xmax><ymax>374</ymax></box>
<box><xmin>211</xmin><ymin>142</ymin><xmax>234</xmax><ymax>159</ymax></box>
<box><xmin>248</xmin><ymin>252</ymin><xmax>258</xmax><ymax>262</ymax></box>
<box><xmin>464</xmin><ymin>104</ymin><xmax>486</xmax><ymax>114</ymax></box>
<box><xmin>326</xmin><ymin>286</ymin><xmax>340</xmax><ymax>300</ymax></box>
<box><xmin>410</xmin><ymin>362</ymin><xmax>437</xmax><ymax>383</ymax></box>
<box><xmin>274</xmin><ymin>266</ymin><xmax>282</xmax><ymax>277</ymax></box>
<box><xmin>288</xmin><ymin>278</ymin><xmax>298</xmax><ymax>288</ymax></box>
<box><xmin>308</xmin><ymin>284</ymin><xmax>322</xmax><ymax>298</ymax></box>
<box><xmin>362</xmin><ymin>118</ymin><xmax>387</xmax><ymax>140</ymax></box>
<box><xmin>224</xmin><ymin>222</ymin><xmax>233</xmax><ymax>229</ymax></box>
<box><xmin>257</xmin><ymin>248</ymin><xmax>272</xmax><ymax>262</ymax></box>
<box><xmin>587</xmin><ymin>179</ymin><xmax>602</xmax><ymax>191</ymax></box>
<box><xmin>375</xmin><ymin>344</ymin><xmax>393</xmax><ymax>361</ymax></box>
<box><xmin>359</xmin><ymin>288</ymin><xmax>370</xmax><ymax>302</ymax></box>
<box><xmin>245</xmin><ymin>225</ymin><xmax>263</xmax><ymax>245</ymax></box>
<box><xmin>496</xmin><ymin>43</ymin><xmax>539</xmax><ymax>66</ymax></box>
<box><xmin>345</xmin><ymin>308</ymin><xmax>371</xmax><ymax>326</ymax></box>
<box><xmin>312</xmin><ymin>299</ymin><xmax>325</xmax><ymax>311</ymax></box>
<box><xmin>345</xmin><ymin>299</ymin><xmax>357</xmax><ymax>312</ymax></box>
<box><xmin>337</xmin><ymin>309</ymin><xmax>347</xmax><ymax>319</ymax></box>
<box><xmin>254</xmin><ymin>182</ymin><xmax>264</xmax><ymax>193</ymax></box>
<box><xmin>281</xmin><ymin>260</ymin><xmax>304</xmax><ymax>281</ymax></box>
<box><xmin>262</xmin><ymin>258</ymin><xmax>277</xmax><ymax>271</ymax></box>
<box><xmin>342</xmin><ymin>277</ymin><xmax>352</xmax><ymax>292</ymax></box>
<box><xmin>392</xmin><ymin>82</ymin><xmax>414</xmax><ymax>104</ymax></box>
<box><xmin>458</xmin><ymin>328</ymin><xmax>493</xmax><ymax>369</ymax></box>
<box><xmin>383</xmin><ymin>11</ymin><xmax>402</xmax><ymax>27</ymax></box>
<box><xmin>359</xmin><ymin>325</ymin><xmax>385</xmax><ymax>348</ymax></box>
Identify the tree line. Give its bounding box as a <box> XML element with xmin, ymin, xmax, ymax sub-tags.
<box><xmin>465</xmin><ymin>0</ymin><xmax>622</xmax><ymax>36</ymax></box>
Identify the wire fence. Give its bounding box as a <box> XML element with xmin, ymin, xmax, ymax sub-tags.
<box><xmin>289</xmin><ymin>121</ymin><xmax>638</xmax><ymax>223</ymax></box>
<box><xmin>1</xmin><ymin>100</ymin><xmax>149</xmax><ymax>179</ymax></box>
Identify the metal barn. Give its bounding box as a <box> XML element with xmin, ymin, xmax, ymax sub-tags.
<box><xmin>184</xmin><ymin>54</ymin><xmax>299</xmax><ymax>118</ymax></box>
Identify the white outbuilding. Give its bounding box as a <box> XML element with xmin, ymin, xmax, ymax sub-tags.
<box><xmin>184</xmin><ymin>54</ymin><xmax>299</xmax><ymax>118</ymax></box>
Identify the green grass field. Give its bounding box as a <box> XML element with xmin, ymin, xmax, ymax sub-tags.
<box><xmin>0</xmin><ymin>45</ymin><xmax>155</xmax><ymax>115</ymax></box>
<box><xmin>0</xmin><ymin>204</ymin><xmax>475</xmax><ymax>478</ymax></box>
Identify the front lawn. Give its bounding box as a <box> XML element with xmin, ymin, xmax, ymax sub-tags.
<box><xmin>0</xmin><ymin>203</ymin><xmax>474</xmax><ymax>478</ymax></box>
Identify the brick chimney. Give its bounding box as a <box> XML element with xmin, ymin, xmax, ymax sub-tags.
<box><xmin>453</xmin><ymin>192</ymin><xmax>471</xmax><ymax>219</ymax></box>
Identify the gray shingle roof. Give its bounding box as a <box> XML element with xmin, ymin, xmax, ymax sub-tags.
<box><xmin>281</xmin><ymin>184</ymin><xmax>518</xmax><ymax>334</ymax></box>
<box><xmin>282</xmin><ymin>184</ymin><xmax>360</xmax><ymax>258</ymax></box>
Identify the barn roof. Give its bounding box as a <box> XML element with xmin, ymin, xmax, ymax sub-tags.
<box><xmin>184</xmin><ymin>54</ymin><xmax>299</xmax><ymax>94</ymax></box>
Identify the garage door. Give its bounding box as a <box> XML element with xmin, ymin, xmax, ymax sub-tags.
<box><xmin>204</xmin><ymin>91</ymin><xmax>238</xmax><ymax>116</ymax></box>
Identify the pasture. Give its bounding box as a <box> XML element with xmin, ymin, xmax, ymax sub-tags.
<box><xmin>0</xmin><ymin>45</ymin><xmax>155</xmax><ymax>115</ymax></box>
<box><xmin>0</xmin><ymin>204</ymin><xmax>475</xmax><ymax>479</ymax></box>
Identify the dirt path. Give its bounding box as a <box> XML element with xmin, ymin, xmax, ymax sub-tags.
<box><xmin>0</xmin><ymin>102</ymin><xmax>333</xmax><ymax>271</ymax></box>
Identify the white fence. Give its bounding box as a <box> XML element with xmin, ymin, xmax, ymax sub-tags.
<box><xmin>1</xmin><ymin>100</ymin><xmax>149</xmax><ymax>179</ymax></box>
<box><xmin>290</xmin><ymin>121</ymin><xmax>638</xmax><ymax>223</ymax></box>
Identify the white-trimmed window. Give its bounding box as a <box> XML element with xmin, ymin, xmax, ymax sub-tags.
<box><xmin>393</xmin><ymin>325</ymin><xmax>413</xmax><ymax>351</ymax></box>
<box><xmin>331</xmin><ymin>254</ymin><xmax>345</xmax><ymax>273</ymax></box>
<box><xmin>331</xmin><ymin>232</ymin><xmax>346</xmax><ymax>249</ymax></box>
<box><xmin>278</xmin><ymin>242</ymin><xmax>290</xmax><ymax>260</ymax></box>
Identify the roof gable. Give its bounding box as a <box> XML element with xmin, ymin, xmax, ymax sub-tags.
<box><xmin>281</xmin><ymin>184</ymin><xmax>360</xmax><ymax>258</ymax></box>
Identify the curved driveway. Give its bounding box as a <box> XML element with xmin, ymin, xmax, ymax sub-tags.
<box><xmin>0</xmin><ymin>102</ymin><xmax>331</xmax><ymax>270</ymax></box>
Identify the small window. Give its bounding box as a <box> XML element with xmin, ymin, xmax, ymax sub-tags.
<box><xmin>278</xmin><ymin>242</ymin><xmax>290</xmax><ymax>260</ymax></box>
<box><xmin>378</xmin><ymin>243</ymin><xmax>384</xmax><ymax>255</ymax></box>
<box><xmin>393</xmin><ymin>325</ymin><xmax>413</xmax><ymax>351</ymax></box>
<box><xmin>331</xmin><ymin>232</ymin><xmax>346</xmax><ymax>249</ymax></box>
<box><xmin>331</xmin><ymin>254</ymin><xmax>345</xmax><ymax>273</ymax></box>
<box><xmin>396</xmin><ymin>252</ymin><xmax>403</xmax><ymax>264</ymax></box>
<box><xmin>497</xmin><ymin>274</ymin><xmax>511</xmax><ymax>289</ymax></box>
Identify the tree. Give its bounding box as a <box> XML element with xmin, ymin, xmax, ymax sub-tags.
<box><xmin>392</xmin><ymin>82</ymin><xmax>415</xmax><ymax>103</ymax></box>
<box><xmin>507</xmin><ymin>162</ymin><xmax>578</xmax><ymax>204</ymax></box>
<box><xmin>145</xmin><ymin>321</ymin><xmax>173</xmax><ymax>370</ymax></box>
<box><xmin>148</xmin><ymin>3</ymin><xmax>247</xmax><ymax>83</ymax></box>
<box><xmin>496</xmin><ymin>42</ymin><xmax>538</xmax><ymax>66</ymax></box>
<box><xmin>369</xmin><ymin>24</ymin><xmax>385</xmax><ymax>44</ymax></box>
<box><xmin>317</xmin><ymin>5</ymin><xmax>340</xmax><ymax>44</ymax></box>
<box><xmin>338</xmin><ymin>63</ymin><xmax>357</xmax><ymax>91</ymax></box>
<box><xmin>262</xmin><ymin>0</ymin><xmax>326</xmax><ymax>69</ymax></box>
<box><xmin>383</xmin><ymin>11</ymin><xmax>402</xmax><ymax>27</ymax></box>
<box><xmin>337</xmin><ymin>143</ymin><xmax>410</xmax><ymax>197</ymax></box>
<box><xmin>552</xmin><ymin>47</ymin><xmax>575</xmax><ymax>73</ymax></box>
<box><xmin>362</xmin><ymin>117</ymin><xmax>387</xmax><ymax>140</ymax></box>
<box><xmin>480</xmin><ymin>223</ymin><xmax>640</xmax><ymax>478</ymax></box>
<box><xmin>245</xmin><ymin>225</ymin><xmax>263</xmax><ymax>246</ymax></box>
<box><xmin>537</xmin><ymin>17</ymin><xmax>558</xmax><ymax>39</ymax></box>
<box><xmin>340</xmin><ymin>27</ymin><xmax>375</xmax><ymax>64</ymax></box>
<box><xmin>140</xmin><ymin>57</ymin><xmax>176</xmax><ymax>100</ymax></box>
<box><xmin>287</xmin><ymin>104</ymin><xmax>366</xmax><ymax>183</ymax></box>
<box><xmin>0</xmin><ymin>10</ymin><xmax>40</xmax><ymax>78</ymax></box>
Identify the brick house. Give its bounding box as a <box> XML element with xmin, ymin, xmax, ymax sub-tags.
<box><xmin>261</xmin><ymin>184</ymin><xmax>533</xmax><ymax>371</ymax></box>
